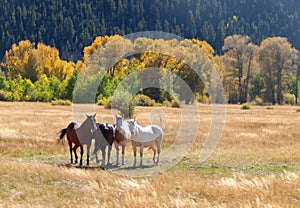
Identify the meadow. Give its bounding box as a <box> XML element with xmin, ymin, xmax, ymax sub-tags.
<box><xmin>0</xmin><ymin>102</ymin><xmax>299</xmax><ymax>207</ymax></box>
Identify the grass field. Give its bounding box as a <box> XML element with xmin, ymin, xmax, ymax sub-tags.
<box><xmin>0</xmin><ymin>102</ymin><xmax>300</xmax><ymax>207</ymax></box>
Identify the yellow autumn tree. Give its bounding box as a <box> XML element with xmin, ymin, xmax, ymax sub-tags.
<box><xmin>191</xmin><ymin>39</ymin><xmax>215</xmax><ymax>59</ymax></box>
<box><xmin>3</xmin><ymin>40</ymin><xmax>34</xmax><ymax>80</ymax></box>
<box><xmin>3</xmin><ymin>40</ymin><xmax>74</xmax><ymax>82</ymax></box>
<box><xmin>83</xmin><ymin>35</ymin><xmax>121</xmax><ymax>62</ymax></box>
<box><xmin>83</xmin><ymin>35</ymin><xmax>134</xmax><ymax>78</ymax></box>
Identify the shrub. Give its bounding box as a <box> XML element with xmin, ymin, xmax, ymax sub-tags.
<box><xmin>283</xmin><ymin>93</ymin><xmax>295</xmax><ymax>105</ymax></box>
<box><xmin>170</xmin><ymin>96</ymin><xmax>182</xmax><ymax>108</ymax></box>
<box><xmin>254</xmin><ymin>96</ymin><xmax>264</xmax><ymax>106</ymax></box>
<box><xmin>196</xmin><ymin>93</ymin><xmax>210</xmax><ymax>104</ymax></box>
<box><xmin>97</xmin><ymin>97</ymin><xmax>112</xmax><ymax>109</ymax></box>
<box><xmin>0</xmin><ymin>90</ymin><xmax>9</xmax><ymax>101</ymax></box>
<box><xmin>131</xmin><ymin>94</ymin><xmax>156</xmax><ymax>106</ymax></box>
<box><xmin>241</xmin><ymin>103</ymin><xmax>250</xmax><ymax>110</ymax></box>
<box><xmin>51</xmin><ymin>99</ymin><xmax>72</xmax><ymax>106</ymax></box>
<box><xmin>99</xmin><ymin>91</ymin><xmax>135</xmax><ymax>118</ymax></box>
<box><xmin>161</xmin><ymin>95</ymin><xmax>182</xmax><ymax>108</ymax></box>
<box><xmin>171</xmin><ymin>100</ymin><xmax>181</xmax><ymax>108</ymax></box>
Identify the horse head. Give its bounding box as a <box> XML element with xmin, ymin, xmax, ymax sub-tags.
<box><xmin>86</xmin><ymin>113</ymin><xmax>97</xmax><ymax>132</ymax></box>
<box><xmin>115</xmin><ymin>115</ymin><xmax>123</xmax><ymax>129</ymax></box>
<box><xmin>128</xmin><ymin>119</ymin><xmax>137</xmax><ymax>136</ymax></box>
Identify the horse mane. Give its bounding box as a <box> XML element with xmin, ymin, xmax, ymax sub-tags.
<box><xmin>67</xmin><ymin>122</ymin><xmax>75</xmax><ymax>129</ymax></box>
<box><xmin>98</xmin><ymin>123</ymin><xmax>108</xmax><ymax>135</ymax></box>
<box><xmin>81</xmin><ymin>117</ymin><xmax>90</xmax><ymax>128</ymax></box>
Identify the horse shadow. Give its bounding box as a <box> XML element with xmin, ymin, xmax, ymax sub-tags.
<box><xmin>54</xmin><ymin>161</ymin><xmax>157</xmax><ymax>171</ymax></box>
<box><xmin>57</xmin><ymin>163</ymin><xmax>105</xmax><ymax>170</ymax></box>
<box><xmin>110</xmin><ymin>163</ymin><xmax>156</xmax><ymax>171</ymax></box>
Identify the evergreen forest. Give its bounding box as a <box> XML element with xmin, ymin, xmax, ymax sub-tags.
<box><xmin>0</xmin><ymin>0</ymin><xmax>300</xmax><ymax>110</ymax></box>
<box><xmin>1</xmin><ymin>0</ymin><xmax>300</xmax><ymax>61</ymax></box>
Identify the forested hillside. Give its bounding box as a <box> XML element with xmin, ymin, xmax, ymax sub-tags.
<box><xmin>1</xmin><ymin>0</ymin><xmax>300</xmax><ymax>61</ymax></box>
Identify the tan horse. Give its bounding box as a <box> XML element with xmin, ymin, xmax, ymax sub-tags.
<box><xmin>59</xmin><ymin>114</ymin><xmax>97</xmax><ymax>166</ymax></box>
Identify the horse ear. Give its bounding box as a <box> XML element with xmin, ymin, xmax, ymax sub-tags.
<box><xmin>93</xmin><ymin>113</ymin><xmax>96</xmax><ymax>117</ymax></box>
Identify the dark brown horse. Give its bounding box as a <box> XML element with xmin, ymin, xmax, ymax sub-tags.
<box><xmin>59</xmin><ymin>114</ymin><xmax>97</xmax><ymax>166</ymax></box>
<box><xmin>93</xmin><ymin>123</ymin><xmax>115</xmax><ymax>167</ymax></box>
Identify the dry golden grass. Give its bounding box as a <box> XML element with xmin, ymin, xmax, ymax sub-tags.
<box><xmin>0</xmin><ymin>102</ymin><xmax>300</xmax><ymax>207</ymax></box>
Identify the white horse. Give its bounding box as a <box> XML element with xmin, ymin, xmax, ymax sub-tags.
<box><xmin>114</xmin><ymin>115</ymin><xmax>132</xmax><ymax>165</ymax></box>
<box><xmin>127</xmin><ymin>120</ymin><xmax>163</xmax><ymax>166</ymax></box>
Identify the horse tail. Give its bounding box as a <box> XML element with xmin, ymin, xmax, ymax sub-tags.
<box><xmin>157</xmin><ymin>129</ymin><xmax>163</xmax><ymax>144</ymax></box>
<box><xmin>58</xmin><ymin>122</ymin><xmax>75</xmax><ymax>144</ymax></box>
<box><xmin>58</xmin><ymin>128</ymin><xmax>67</xmax><ymax>144</ymax></box>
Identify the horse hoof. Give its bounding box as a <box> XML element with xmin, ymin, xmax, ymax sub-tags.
<box><xmin>66</xmin><ymin>163</ymin><xmax>72</xmax><ymax>167</ymax></box>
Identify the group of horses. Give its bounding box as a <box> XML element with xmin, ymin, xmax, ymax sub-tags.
<box><xmin>58</xmin><ymin>114</ymin><xmax>163</xmax><ymax>168</ymax></box>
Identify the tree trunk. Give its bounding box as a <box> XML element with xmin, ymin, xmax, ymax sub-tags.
<box><xmin>276</xmin><ymin>65</ymin><xmax>283</xmax><ymax>104</ymax></box>
<box><xmin>244</xmin><ymin>53</ymin><xmax>253</xmax><ymax>103</ymax></box>
<box><xmin>238</xmin><ymin>58</ymin><xmax>243</xmax><ymax>104</ymax></box>
<box><xmin>296</xmin><ymin>66</ymin><xmax>299</xmax><ymax>104</ymax></box>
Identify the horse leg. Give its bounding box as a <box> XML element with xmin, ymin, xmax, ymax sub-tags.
<box><xmin>107</xmin><ymin>145</ymin><xmax>112</xmax><ymax>167</ymax></box>
<box><xmin>133</xmin><ymin>144</ymin><xmax>137</xmax><ymax>167</ymax></box>
<box><xmin>121</xmin><ymin>143</ymin><xmax>125</xmax><ymax>165</ymax></box>
<box><xmin>95</xmin><ymin>151</ymin><xmax>100</xmax><ymax>164</ymax></box>
<box><xmin>151</xmin><ymin>146</ymin><xmax>157</xmax><ymax>165</ymax></box>
<box><xmin>101</xmin><ymin>147</ymin><xmax>106</xmax><ymax>168</ymax></box>
<box><xmin>86</xmin><ymin>144</ymin><xmax>90</xmax><ymax>167</ymax></box>
<box><xmin>157</xmin><ymin>140</ymin><xmax>161</xmax><ymax>165</ymax></box>
<box><xmin>72</xmin><ymin>145</ymin><xmax>79</xmax><ymax>164</ymax></box>
<box><xmin>94</xmin><ymin>144</ymin><xmax>100</xmax><ymax>164</ymax></box>
<box><xmin>140</xmin><ymin>144</ymin><xmax>144</xmax><ymax>166</ymax></box>
<box><xmin>115</xmin><ymin>143</ymin><xmax>120</xmax><ymax>165</ymax></box>
<box><xmin>79</xmin><ymin>145</ymin><xmax>83</xmax><ymax>166</ymax></box>
<box><xmin>94</xmin><ymin>139</ymin><xmax>100</xmax><ymax>163</ymax></box>
<box><xmin>68</xmin><ymin>141</ymin><xmax>73</xmax><ymax>164</ymax></box>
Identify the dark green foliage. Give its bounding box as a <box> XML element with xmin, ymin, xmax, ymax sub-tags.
<box><xmin>0</xmin><ymin>74</ymin><xmax>69</xmax><ymax>102</ymax></box>
<box><xmin>0</xmin><ymin>0</ymin><xmax>300</xmax><ymax>61</ymax></box>
<box><xmin>97</xmin><ymin>75</ymin><xmax>120</xmax><ymax>100</ymax></box>
<box><xmin>65</xmin><ymin>69</ymin><xmax>79</xmax><ymax>101</ymax></box>
<box><xmin>251</xmin><ymin>76</ymin><xmax>266</xmax><ymax>100</ymax></box>
<box><xmin>72</xmin><ymin>74</ymin><xmax>101</xmax><ymax>103</ymax></box>
<box><xmin>0</xmin><ymin>90</ymin><xmax>9</xmax><ymax>101</ymax></box>
<box><xmin>0</xmin><ymin>76</ymin><xmax>8</xmax><ymax>91</ymax></box>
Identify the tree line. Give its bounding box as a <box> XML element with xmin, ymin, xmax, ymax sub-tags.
<box><xmin>0</xmin><ymin>35</ymin><xmax>299</xmax><ymax>106</ymax></box>
<box><xmin>0</xmin><ymin>0</ymin><xmax>300</xmax><ymax>61</ymax></box>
